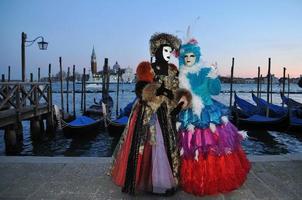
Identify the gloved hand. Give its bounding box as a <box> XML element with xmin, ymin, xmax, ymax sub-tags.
<box><xmin>207</xmin><ymin>65</ymin><xmax>218</xmax><ymax>79</ymax></box>
<box><xmin>170</xmin><ymin>102</ymin><xmax>184</xmax><ymax>116</ymax></box>
<box><xmin>156</xmin><ymin>82</ymin><xmax>174</xmax><ymax>100</ymax></box>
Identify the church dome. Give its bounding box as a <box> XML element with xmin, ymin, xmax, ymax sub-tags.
<box><xmin>112</xmin><ymin>61</ymin><xmax>120</xmax><ymax>72</ymax></box>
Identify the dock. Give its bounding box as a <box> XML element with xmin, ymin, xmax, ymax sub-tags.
<box><xmin>0</xmin><ymin>154</ymin><xmax>301</xmax><ymax>199</ymax></box>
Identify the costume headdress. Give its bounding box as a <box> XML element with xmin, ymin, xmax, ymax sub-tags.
<box><xmin>179</xmin><ymin>26</ymin><xmax>202</xmax><ymax>66</ymax></box>
<box><xmin>149</xmin><ymin>33</ymin><xmax>181</xmax><ymax>56</ymax></box>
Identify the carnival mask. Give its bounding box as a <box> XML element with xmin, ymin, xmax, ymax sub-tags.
<box><xmin>162</xmin><ymin>46</ymin><xmax>172</xmax><ymax>62</ymax></box>
<box><xmin>184</xmin><ymin>52</ymin><xmax>196</xmax><ymax>67</ymax></box>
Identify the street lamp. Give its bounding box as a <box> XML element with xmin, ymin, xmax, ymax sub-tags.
<box><xmin>21</xmin><ymin>32</ymin><xmax>48</xmax><ymax>81</ymax></box>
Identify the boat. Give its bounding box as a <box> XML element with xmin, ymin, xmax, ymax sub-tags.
<box><xmin>234</xmin><ymin>92</ymin><xmax>262</xmax><ymax>118</ymax></box>
<box><xmin>106</xmin><ymin>116</ymin><xmax>128</xmax><ymax>138</ymax></box>
<box><xmin>62</xmin><ymin>115</ymin><xmax>102</xmax><ymax>135</ymax></box>
<box><xmin>105</xmin><ymin>99</ymin><xmax>136</xmax><ymax>138</ymax></box>
<box><xmin>280</xmin><ymin>92</ymin><xmax>302</xmax><ymax>109</ymax></box>
<box><xmin>233</xmin><ymin>93</ymin><xmax>288</xmax><ymax>130</ymax></box>
<box><xmin>280</xmin><ymin>93</ymin><xmax>302</xmax><ymax>131</ymax></box>
<box><xmin>237</xmin><ymin>113</ymin><xmax>288</xmax><ymax>130</ymax></box>
<box><xmin>251</xmin><ymin>93</ymin><xmax>286</xmax><ymax>117</ymax></box>
<box><xmin>85</xmin><ymin>95</ymin><xmax>113</xmax><ymax>119</ymax></box>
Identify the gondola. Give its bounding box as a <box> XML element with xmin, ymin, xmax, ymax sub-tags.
<box><xmin>233</xmin><ymin>93</ymin><xmax>288</xmax><ymax>130</ymax></box>
<box><xmin>62</xmin><ymin>115</ymin><xmax>102</xmax><ymax>135</ymax></box>
<box><xmin>234</xmin><ymin>92</ymin><xmax>262</xmax><ymax>118</ymax></box>
<box><xmin>281</xmin><ymin>92</ymin><xmax>302</xmax><ymax>109</ymax></box>
<box><xmin>237</xmin><ymin>113</ymin><xmax>289</xmax><ymax>130</ymax></box>
<box><xmin>106</xmin><ymin>116</ymin><xmax>128</xmax><ymax>138</ymax></box>
<box><xmin>252</xmin><ymin>93</ymin><xmax>286</xmax><ymax>117</ymax></box>
<box><xmin>280</xmin><ymin>93</ymin><xmax>302</xmax><ymax>131</ymax></box>
<box><xmin>85</xmin><ymin>95</ymin><xmax>113</xmax><ymax>119</ymax></box>
<box><xmin>105</xmin><ymin>99</ymin><xmax>136</xmax><ymax>138</ymax></box>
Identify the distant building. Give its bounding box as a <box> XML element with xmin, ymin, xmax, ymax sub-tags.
<box><xmin>122</xmin><ymin>67</ymin><xmax>135</xmax><ymax>83</ymax></box>
<box><xmin>112</xmin><ymin>61</ymin><xmax>120</xmax><ymax>73</ymax></box>
<box><xmin>91</xmin><ymin>47</ymin><xmax>97</xmax><ymax>74</ymax></box>
<box><xmin>263</xmin><ymin>74</ymin><xmax>279</xmax><ymax>84</ymax></box>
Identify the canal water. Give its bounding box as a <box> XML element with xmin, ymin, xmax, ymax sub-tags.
<box><xmin>0</xmin><ymin>82</ymin><xmax>302</xmax><ymax>156</ymax></box>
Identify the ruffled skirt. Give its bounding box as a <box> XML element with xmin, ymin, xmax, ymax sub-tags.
<box><xmin>178</xmin><ymin>122</ymin><xmax>250</xmax><ymax>196</ymax></box>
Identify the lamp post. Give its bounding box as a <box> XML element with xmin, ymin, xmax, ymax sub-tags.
<box><xmin>21</xmin><ymin>32</ymin><xmax>48</xmax><ymax>82</ymax></box>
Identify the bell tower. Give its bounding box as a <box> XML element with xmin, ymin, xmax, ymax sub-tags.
<box><xmin>91</xmin><ymin>46</ymin><xmax>97</xmax><ymax>74</ymax></box>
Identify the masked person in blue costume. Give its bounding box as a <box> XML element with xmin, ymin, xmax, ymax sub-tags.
<box><xmin>177</xmin><ymin>38</ymin><xmax>250</xmax><ymax>196</ymax></box>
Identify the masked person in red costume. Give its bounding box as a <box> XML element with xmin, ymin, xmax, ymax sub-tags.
<box><xmin>110</xmin><ymin>33</ymin><xmax>190</xmax><ymax>196</ymax></box>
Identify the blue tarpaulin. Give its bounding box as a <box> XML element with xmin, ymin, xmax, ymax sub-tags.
<box><xmin>113</xmin><ymin>116</ymin><xmax>128</xmax><ymax>125</ymax></box>
<box><xmin>68</xmin><ymin>116</ymin><xmax>96</xmax><ymax>127</ymax></box>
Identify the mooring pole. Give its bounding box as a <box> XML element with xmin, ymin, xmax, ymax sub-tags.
<box><xmin>260</xmin><ymin>74</ymin><xmax>263</xmax><ymax>98</ymax></box>
<box><xmin>257</xmin><ymin>66</ymin><xmax>260</xmax><ymax>98</ymax></box>
<box><xmin>282</xmin><ymin>67</ymin><xmax>286</xmax><ymax>106</ymax></box>
<box><xmin>8</xmin><ymin>66</ymin><xmax>11</xmax><ymax>82</ymax></box>
<box><xmin>266</xmin><ymin>58</ymin><xmax>271</xmax><ymax>117</ymax></box>
<box><xmin>116</xmin><ymin>68</ymin><xmax>120</xmax><ymax>116</ymax></box>
<box><xmin>66</xmin><ymin>67</ymin><xmax>70</xmax><ymax>113</ymax></box>
<box><xmin>59</xmin><ymin>57</ymin><xmax>64</xmax><ymax>113</ymax></box>
<box><xmin>83</xmin><ymin>68</ymin><xmax>86</xmax><ymax>113</ymax></box>
<box><xmin>229</xmin><ymin>57</ymin><xmax>234</xmax><ymax>108</ymax></box>
<box><xmin>81</xmin><ymin>68</ymin><xmax>84</xmax><ymax>111</ymax></box>
<box><xmin>72</xmin><ymin>65</ymin><xmax>76</xmax><ymax>118</ymax></box>
<box><xmin>38</xmin><ymin>67</ymin><xmax>41</xmax><ymax>82</ymax></box>
<box><xmin>288</xmin><ymin>74</ymin><xmax>290</xmax><ymax>98</ymax></box>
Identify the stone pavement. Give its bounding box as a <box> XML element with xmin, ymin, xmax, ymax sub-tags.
<box><xmin>0</xmin><ymin>154</ymin><xmax>302</xmax><ymax>200</ymax></box>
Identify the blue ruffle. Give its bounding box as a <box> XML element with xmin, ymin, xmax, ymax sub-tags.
<box><xmin>178</xmin><ymin>100</ymin><xmax>226</xmax><ymax>130</ymax></box>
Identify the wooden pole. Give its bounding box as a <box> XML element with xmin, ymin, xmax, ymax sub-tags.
<box><xmin>266</xmin><ymin>58</ymin><xmax>271</xmax><ymax>117</ymax></box>
<box><xmin>81</xmin><ymin>68</ymin><xmax>84</xmax><ymax>111</ymax></box>
<box><xmin>7</xmin><ymin>67</ymin><xmax>10</xmax><ymax>82</ymax></box>
<box><xmin>102</xmin><ymin>58</ymin><xmax>108</xmax><ymax>99</ymax></box>
<box><xmin>72</xmin><ymin>65</ymin><xmax>76</xmax><ymax>118</ymax></box>
<box><xmin>270</xmin><ymin>74</ymin><xmax>273</xmax><ymax>104</ymax></box>
<box><xmin>257</xmin><ymin>66</ymin><xmax>260</xmax><ymax>98</ymax></box>
<box><xmin>59</xmin><ymin>57</ymin><xmax>64</xmax><ymax>113</ymax></box>
<box><xmin>288</xmin><ymin>74</ymin><xmax>290</xmax><ymax>98</ymax></box>
<box><xmin>116</xmin><ymin>68</ymin><xmax>120</xmax><ymax>116</ymax></box>
<box><xmin>282</xmin><ymin>67</ymin><xmax>286</xmax><ymax>107</ymax></box>
<box><xmin>38</xmin><ymin>67</ymin><xmax>41</xmax><ymax>82</ymax></box>
<box><xmin>229</xmin><ymin>57</ymin><xmax>234</xmax><ymax>108</ymax></box>
<box><xmin>83</xmin><ymin>68</ymin><xmax>86</xmax><ymax>113</ymax></box>
<box><xmin>48</xmin><ymin>64</ymin><xmax>53</xmax><ymax>118</ymax></box>
<box><xmin>260</xmin><ymin>74</ymin><xmax>262</xmax><ymax>98</ymax></box>
<box><xmin>30</xmin><ymin>73</ymin><xmax>33</xmax><ymax>106</ymax></box>
<box><xmin>66</xmin><ymin>67</ymin><xmax>70</xmax><ymax>113</ymax></box>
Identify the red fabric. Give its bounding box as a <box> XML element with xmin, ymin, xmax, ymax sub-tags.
<box><xmin>137</xmin><ymin>141</ymin><xmax>153</xmax><ymax>191</ymax></box>
<box><xmin>180</xmin><ymin>147</ymin><xmax>250</xmax><ymax>196</ymax></box>
<box><xmin>111</xmin><ymin>106</ymin><xmax>140</xmax><ymax>186</ymax></box>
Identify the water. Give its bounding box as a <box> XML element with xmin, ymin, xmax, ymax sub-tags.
<box><xmin>0</xmin><ymin>83</ymin><xmax>302</xmax><ymax>156</ymax></box>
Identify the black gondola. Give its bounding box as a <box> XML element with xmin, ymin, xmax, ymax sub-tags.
<box><xmin>280</xmin><ymin>93</ymin><xmax>302</xmax><ymax>131</ymax></box>
<box><xmin>62</xmin><ymin>115</ymin><xmax>102</xmax><ymax>135</ymax></box>
<box><xmin>237</xmin><ymin>113</ymin><xmax>289</xmax><ymax>130</ymax></box>
<box><xmin>106</xmin><ymin>116</ymin><xmax>128</xmax><ymax>138</ymax></box>
<box><xmin>85</xmin><ymin>95</ymin><xmax>114</xmax><ymax>119</ymax></box>
<box><xmin>105</xmin><ymin>99</ymin><xmax>136</xmax><ymax>138</ymax></box>
<box><xmin>233</xmin><ymin>93</ymin><xmax>288</xmax><ymax>130</ymax></box>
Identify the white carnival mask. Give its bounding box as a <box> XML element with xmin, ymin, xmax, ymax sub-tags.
<box><xmin>162</xmin><ymin>46</ymin><xmax>172</xmax><ymax>62</ymax></box>
<box><xmin>184</xmin><ymin>52</ymin><xmax>196</xmax><ymax>67</ymax></box>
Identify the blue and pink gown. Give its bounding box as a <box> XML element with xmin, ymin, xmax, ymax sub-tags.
<box><xmin>178</xmin><ymin>65</ymin><xmax>250</xmax><ymax>196</ymax></box>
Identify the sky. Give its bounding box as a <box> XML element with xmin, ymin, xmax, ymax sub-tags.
<box><xmin>0</xmin><ymin>0</ymin><xmax>301</xmax><ymax>80</ymax></box>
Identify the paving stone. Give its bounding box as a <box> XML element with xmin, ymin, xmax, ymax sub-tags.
<box><xmin>0</xmin><ymin>156</ymin><xmax>302</xmax><ymax>200</ymax></box>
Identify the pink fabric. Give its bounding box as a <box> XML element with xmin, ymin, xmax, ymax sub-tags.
<box><xmin>179</xmin><ymin>122</ymin><xmax>242</xmax><ymax>158</ymax></box>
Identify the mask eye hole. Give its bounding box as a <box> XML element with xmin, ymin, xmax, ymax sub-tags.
<box><xmin>184</xmin><ymin>55</ymin><xmax>188</xmax><ymax>58</ymax></box>
<box><xmin>164</xmin><ymin>49</ymin><xmax>168</xmax><ymax>52</ymax></box>
<box><xmin>190</xmin><ymin>55</ymin><xmax>195</xmax><ymax>58</ymax></box>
